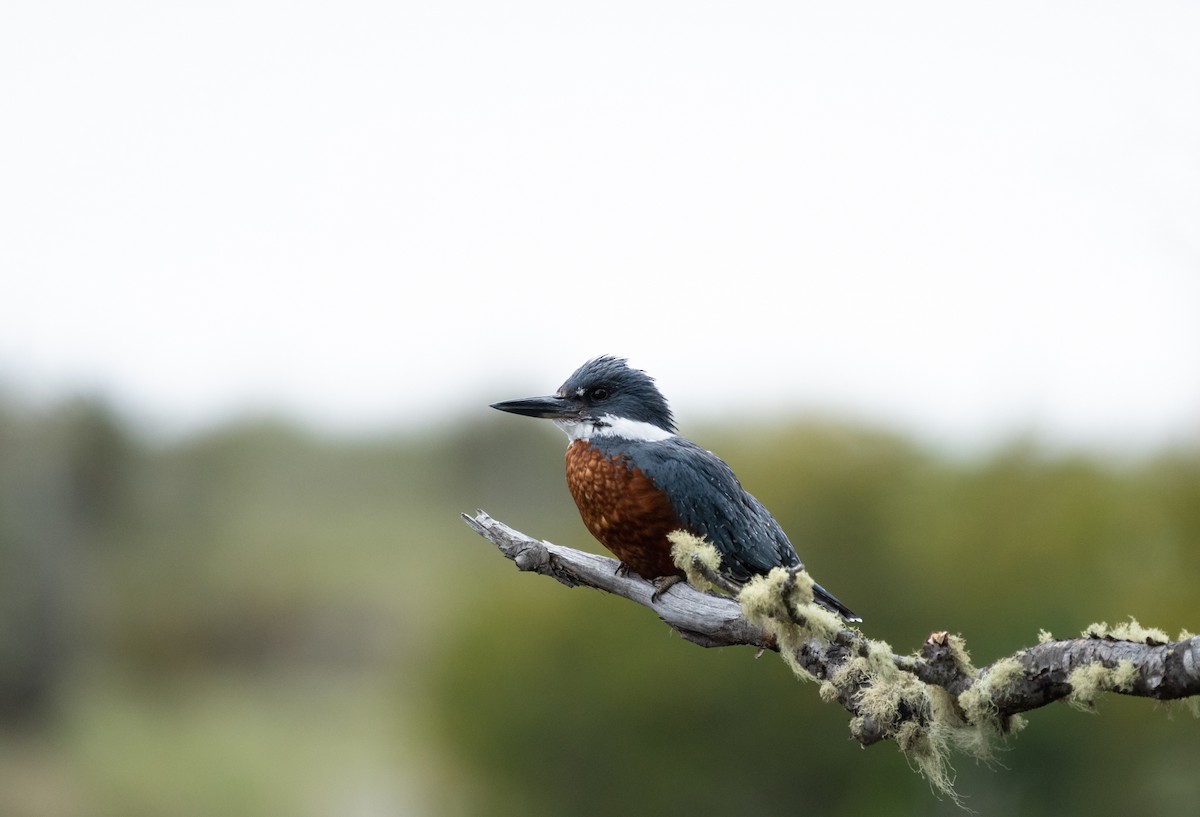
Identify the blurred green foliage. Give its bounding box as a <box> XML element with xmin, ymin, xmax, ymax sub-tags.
<box><xmin>0</xmin><ymin>397</ymin><xmax>1196</xmax><ymax>816</ymax></box>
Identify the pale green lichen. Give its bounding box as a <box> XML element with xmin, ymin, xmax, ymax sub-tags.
<box><xmin>662</xmin><ymin>532</ymin><xmax>1186</xmax><ymax>801</ymax></box>
<box><xmin>866</xmin><ymin>638</ymin><xmax>900</xmax><ymax>678</ymax></box>
<box><xmin>958</xmin><ymin>656</ymin><xmax>1025</xmax><ymax>731</ymax></box>
<box><xmin>1067</xmin><ymin>659</ymin><xmax>1140</xmax><ymax>711</ymax></box>
<box><xmin>1083</xmin><ymin>616</ymin><xmax>1170</xmax><ymax>645</ymax></box>
<box><xmin>667</xmin><ymin>530</ymin><xmax>725</xmax><ymax>594</ymax></box>
<box><xmin>804</xmin><ymin>630</ymin><xmax>1038</xmax><ymax>806</ymax></box>
<box><xmin>670</xmin><ymin>531</ymin><xmax>847</xmax><ymax>681</ymax></box>
<box><xmin>802</xmin><ymin>630</ymin><xmax>1028</xmax><ymax>804</ymax></box>
<box><xmin>929</xmin><ymin>686</ymin><xmax>993</xmax><ymax>764</ymax></box>
<box><xmin>894</xmin><ymin>718</ymin><xmax>960</xmax><ymax>803</ymax></box>
<box><xmin>735</xmin><ymin>563</ymin><xmax>837</xmax><ymax>635</ymax></box>
<box><xmin>911</xmin><ymin>654</ymin><xmax>1028</xmax><ymax>793</ymax></box>
<box><xmin>1066</xmin><ymin>663</ymin><xmax>1110</xmax><ymax>711</ymax></box>
<box><xmin>822</xmin><ymin>638</ymin><xmax>975</xmax><ymax>804</ymax></box>
<box><xmin>734</xmin><ymin>573</ymin><xmax>1051</xmax><ymax>805</ymax></box>
<box><xmin>824</xmin><ymin>641</ymin><xmax>902</xmax><ymax>702</ymax></box>
<box><xmin>861</xmin><ymin>675</ymin><xmax>966</xmax><ymax>804</ymax></box>
<box><xmin>926</xmin><ymin>686</ymin><xmax>966</xmax><ymax>732</ymax></box>
<box><xmin>818</xmin><ymin>680</ymin><xmax>840</xmax><ymax>703</ymax></box>
<box><xmin>738</xmin><ymin>569</ymin><xmax>791</xmax><ymax>621</ymax></box>
<box><xmin>829</xmin><ymin>655</ymin><xmax>872</xmax><ymax>690</ymax></box>
<box><xmin>737</xmin><ymin>566</ymin><xmax>844</xmax><ymax>674</ymax></box>
<box><xmin>1111</xmin><ymin>659</ymin><xmax>1139</xmax><ymax>691</ymax></box>
<box><xmin>857</xmin><ymin>669</ymin><xmax>927</xmax><ymax>732</ymax></box>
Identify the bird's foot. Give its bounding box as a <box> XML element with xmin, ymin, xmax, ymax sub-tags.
<box><xmin>650</xmin><ymin>574</ymin><xmax>684</xmax><ymax>603</ymax></box>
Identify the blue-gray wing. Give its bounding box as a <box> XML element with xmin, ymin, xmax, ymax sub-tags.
<box><xmin>616</xmin><ymin>437</ymin><xmax>801</xmax><ymax>582</ymax></box>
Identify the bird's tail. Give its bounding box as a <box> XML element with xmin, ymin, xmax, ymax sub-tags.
<box><xmin>812</xmin><ymin>580</ymin><xmax>861</xmax><ymax>623</ymax></box>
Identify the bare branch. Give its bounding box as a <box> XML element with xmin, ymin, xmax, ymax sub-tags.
<box><xmin>462</xmin><ymin>510</ymin><xmax>772</xmax><ymax>650</ymax></box>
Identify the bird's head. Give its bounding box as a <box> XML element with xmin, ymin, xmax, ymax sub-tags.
<box><xmin>490</xmin><ymin>356</ymin><xmax>676</xmax><ymax>441</ymax></box>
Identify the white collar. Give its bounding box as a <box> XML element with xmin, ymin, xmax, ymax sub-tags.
<box><xmin>555</xmin><ymin>414</ymin><xmax>675</xmax><ymax>442</ymax></box>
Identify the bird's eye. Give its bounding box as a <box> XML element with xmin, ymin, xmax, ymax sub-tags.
<box><xmin>590</xmin><ymin>387</ymin><xmax>610</xmax><ymax>401</ymax></box>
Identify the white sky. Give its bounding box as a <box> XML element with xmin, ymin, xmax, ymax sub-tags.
<box><xmin>2</xmin><ymin>2</ymin><xmax>1198</xmax><ymax>449</ymax></box>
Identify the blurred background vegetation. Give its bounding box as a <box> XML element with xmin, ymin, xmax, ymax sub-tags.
<box><xmin>0</xmin><ymin>395</ymin><xmax>1197</xmax><ymax>817</ymax></box>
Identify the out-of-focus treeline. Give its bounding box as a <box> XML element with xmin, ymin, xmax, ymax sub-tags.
<box><xmin>0</xmin><ymin>396</ymin><xmax>1197</xmax><ymax>817</ymax></box>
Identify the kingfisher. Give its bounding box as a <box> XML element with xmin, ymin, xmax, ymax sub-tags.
<box><xmin>490</xmin><ymin>355</ymin><xmax>860</xmax><ymax>622</ymax></box>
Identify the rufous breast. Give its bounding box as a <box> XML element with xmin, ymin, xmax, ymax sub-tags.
<box><xmin>564</xmin><ymin>439</ymin><xmax>683</xmax><ymax>579</ymax></box>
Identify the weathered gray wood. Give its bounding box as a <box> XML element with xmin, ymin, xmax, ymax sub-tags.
<box><xmin>461</xmin><ymin>510</ymin><xmax>773</xmax><ymax>649</ymax></box>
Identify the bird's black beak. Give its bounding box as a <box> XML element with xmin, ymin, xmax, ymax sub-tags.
<box><xmin>490</xmin><ymin>394</ymin><xmax>581</xmax><ymax>420</ymax></box>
